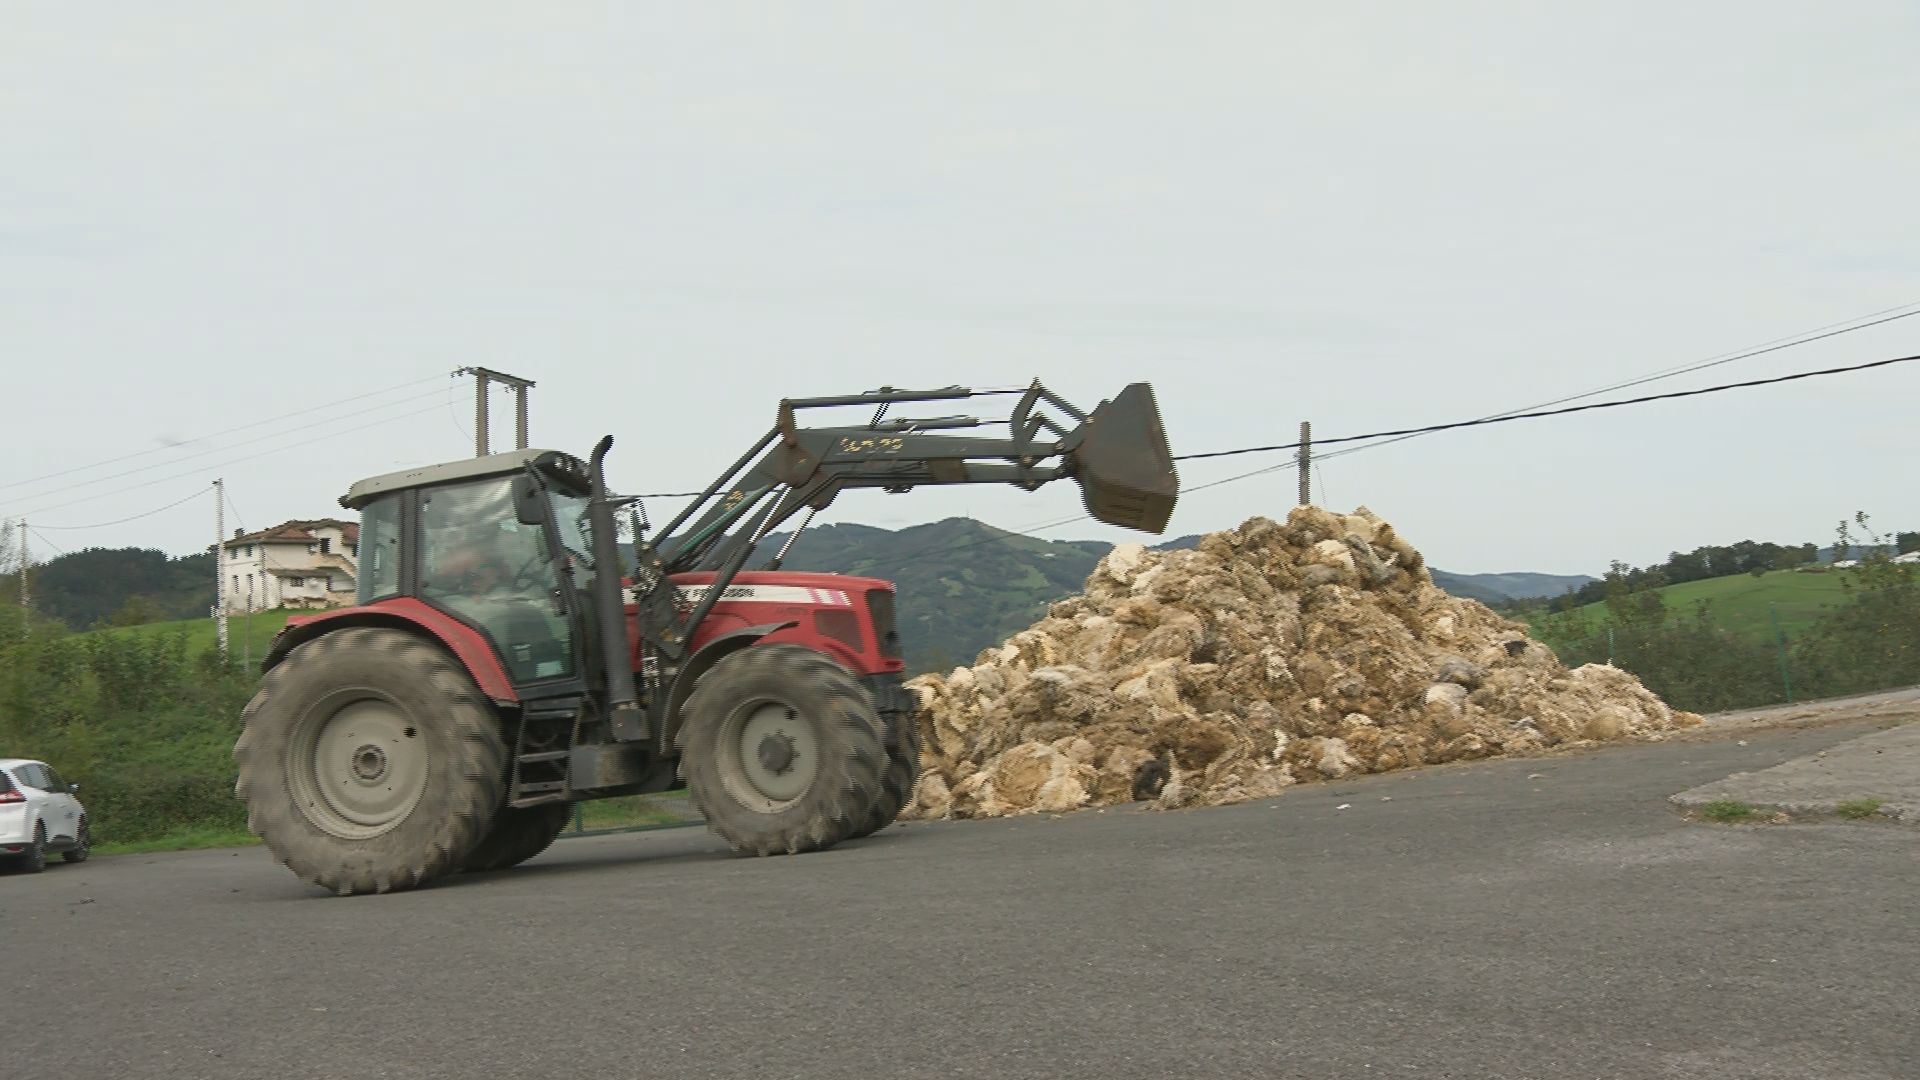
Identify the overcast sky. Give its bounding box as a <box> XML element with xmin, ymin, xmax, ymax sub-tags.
<box><xmin>5</xmin><ymin>2</ymin><xmax>1917</xmax><ymax>576</ymax></box>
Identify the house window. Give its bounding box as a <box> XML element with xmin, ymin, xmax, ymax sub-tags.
<box><xmin>286</xmin><ymin>576</ymin><xmax>305</xmax><ymax>588</ymax></box>
<box><xmin>232</xmin><ymin>574</ymin><xmax>239</xmax><ymax>591</ymax></box>
<box><xmin>319</xmin><ymin>537</ymin><xmax>331</xmax><ymax>555</ymax></box>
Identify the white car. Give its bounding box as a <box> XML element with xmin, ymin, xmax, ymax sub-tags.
<box><xmin>0</xmin><ymin>758</ymin><xmax>90</xmax><ymax>873</ymax></box>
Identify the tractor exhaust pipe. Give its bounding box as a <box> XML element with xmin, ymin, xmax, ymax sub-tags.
<box><xmin>1067</xmin><ymin>383</ymin><xmax>1179</xmax><ymax>534</ymax></box>
<box><xmin>586</xmin><ymin>435</ymin><xmax>647</xmax><ymax>742</ymax></box>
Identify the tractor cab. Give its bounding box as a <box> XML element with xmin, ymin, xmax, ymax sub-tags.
<box><xmin>340</xmin><ymin>449</ymin><xmax>605</xmax><ymax>689</ymax></box>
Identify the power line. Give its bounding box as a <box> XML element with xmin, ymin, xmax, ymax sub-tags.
<box><xmin>1</xmin><ymin>402</ymin><xmax>450</xmax><ymax>521</ymax></box>
<box><xmin>0</xmin><ymin>371</ymin><xmax>458</xmax><ymax>496</ymax></box>
<box><xmin>0</xmin><ymin>396</ymin><xmax>450</xmax><ymax>521</ymax></box>
<box><xmin>0</xmin><ymin>386</ymin><xmax>453</xmax><ymax>513</ymax></box>
<box><xmin>1173</xmin><ymin>352</ymin><xmax>1920</xmax><ymax>462</ymax></box>
<box><xmin>822</xmin><ymin>348</ymin><xmax>1920</xmax><ymax>573</ymax></box>
<box><xmin>1312</xmin><ymin>300</ymin><xmax>1920</xmax><ymax>468</ymax></box>
<box><xmin>223</xmin><ymin>490</ymin><xmax>248</xmax><ymax>536</ymax></box>
<box><xmin>1532</xmin><ymin>301</ymin><xmax>1920</xmax><ymax>410</ymax></box>
<box><xmin>25</xmin><ymin>526</ymin><xmax>67</xmax><ymax>558</ymax></box>
<box><xmin>33</xmin><ymin>485</ymin><xmax>215</xmax><ymax>530</ymax></box>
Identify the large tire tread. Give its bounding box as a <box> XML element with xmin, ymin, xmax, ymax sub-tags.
<box><xmin>676</xmin><ymin>644</ymin><xmax>887</xmax><ymax>858</ymax></box>
<box><xmin>234</xmin><ymin>627</ymin><xmax>507</xmax><ymax>896</ymax></box>
<box><xmin>846</xmin><ymin>681</ymin><xmax>920</xmax><ymax>840</ymax></box>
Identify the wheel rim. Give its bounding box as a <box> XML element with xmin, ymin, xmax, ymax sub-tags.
<box><xmin>288</xmin><ymin>695</ymin><xmax>429</xmax><ymax>840</ymax></box>
<box><xmin>716</xmin><ymin>699</ymin><xmax>820</xmax><ymax>813</ymax></box>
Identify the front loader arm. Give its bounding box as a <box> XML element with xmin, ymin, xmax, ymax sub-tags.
<box><xmin>628</xmin><ymin>380</ymin><xmax>1177</xmax><ymax>659</ymax></box>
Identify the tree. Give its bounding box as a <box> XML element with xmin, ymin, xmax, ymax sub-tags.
<box><xmin>102</xmin><ymin>595</ymin><xmax>163</xmax><ymax>628</ymax></box>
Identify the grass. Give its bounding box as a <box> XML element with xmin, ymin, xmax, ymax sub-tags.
<box><xmin>96</xmin><ymin>825</ymin><xmax>258</xmax><ymax>856</ymax></box>
<box><xmin>1538</xmin><ymin>569</ymin><xmax>1852</xmax><ymax>643</ymax></box>
<box><xmin>88</xmin><ymin>795</ymin><xmax>698</xmax><ymax>856</ymax></box>
<box><xmin>574</xmin><ymin>793</ymin><xmax>694</xmax><ymax>831</ymax></box>
<box><xmin>1699</xmin><ymin>799</ymin><xmax>1762</xmax><ymax>823</ymax></box>
<box><xmin>1835</xmin><ymin>798</ymin><xmax>1885</xmax><ymax>820</ymax></box>
<box><xmin>88</xmin><ymin>607</ymin><xmax>302</xmax><ymax>663</ymax></box>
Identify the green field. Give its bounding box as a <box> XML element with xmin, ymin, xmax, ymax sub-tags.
<box><xmin>90</xmin><ymin>607</ymin><xmax>302</xmax><ymax>663</ymax></box>
<box><xmin>1542</xmin><ymin>568</ymin><xmax>1852</xmax><ymax>641</ymax></box>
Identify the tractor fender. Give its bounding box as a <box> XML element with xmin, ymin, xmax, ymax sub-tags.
<box><xmin>261</xmin><ymin>598</ymin><xmax>519</xmax><ymax>704</ymax></box>
<box><xmin>661</xmin><ymin>621</ymin><xmax>799</xmax><ymax>748</ymax></box>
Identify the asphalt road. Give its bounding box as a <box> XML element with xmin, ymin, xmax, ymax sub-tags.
<box><xmin>5</xmin><ymin>720</ymin><xmax>1916</xmax><ymax>1080</ymax></box>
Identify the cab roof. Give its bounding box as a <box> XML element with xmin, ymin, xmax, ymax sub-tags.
<box><xmin>339</xmin><ymin>448</ymin><xmax>591</xmax><ymax>509</ymax></box>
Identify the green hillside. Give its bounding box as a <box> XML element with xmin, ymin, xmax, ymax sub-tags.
<box><xmin>1542</xmin><ymin>568</ymin><xmax>1851</xmax><ymax>641</ymax></box>
<box><xmin>90</xmin><ymin>607</ymin><xmax>302</xmax><ymax>664</ymax></box>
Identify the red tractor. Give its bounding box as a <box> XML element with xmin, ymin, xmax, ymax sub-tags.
<box><xmin>234</xmin><ymin>380</ymin><xmax>1177</xmax><ymax>894</ymax></box>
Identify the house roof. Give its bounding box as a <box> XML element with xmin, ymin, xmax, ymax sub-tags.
<box><xmin>226</xmin><ymin>519</ymin><xmax>361</xmax><ymax>549</ymax></box>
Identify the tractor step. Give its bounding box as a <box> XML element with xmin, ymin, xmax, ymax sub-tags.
<box><xmin>508</xmin><ymin>698</ymin><xmax>581</xmax><ymax>807</ymax></box>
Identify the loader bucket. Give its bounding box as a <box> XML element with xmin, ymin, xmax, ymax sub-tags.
<box><xmin>1072</xmin><ymin>382</ymin><xmax>1179</xmax><ymax>534</ymax></box>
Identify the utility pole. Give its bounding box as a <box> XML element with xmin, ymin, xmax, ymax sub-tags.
<box><xmin>1296</xmin><ymin>421</ymin><xmax>1312</xmax><ymax>506</ymax></box>
<box><xmin>18</xmin><ymin>519</ymin><xmax>28</xmax><ymax>613</ymax></box>
<box><xmin>465</xmin><ymin>367</ymin><xmax>536</xmax><ymax>457</ymax></box>
<box><xmin>214</xmin><ymin>478</ymin><xmax>228</xmax><ymax>662</ymax></box>
<box><xmin>244</xmin><ymin>577</ymin><xmax>254</xmax><ymax>671</ymax></box>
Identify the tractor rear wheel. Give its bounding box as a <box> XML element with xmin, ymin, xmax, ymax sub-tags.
<box><xmin>678</xmin><ymin>644</ymin><xmax>887</xmax><ymax>857</ymax></box>
<box><xmin>462</xmin><ymin>803</ymin><xmax>571</xmax><ymax>873</ymax></box>
<box><xmin>234</xmin><ymin>627</ymin><xmax>508</xmax><ymax>895</ymax></box>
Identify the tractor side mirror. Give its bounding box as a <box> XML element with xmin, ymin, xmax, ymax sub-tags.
<box><xmin>512</xmin><ymin>475</ymin><xmax>545</xmax><ymax>526</ymax></box>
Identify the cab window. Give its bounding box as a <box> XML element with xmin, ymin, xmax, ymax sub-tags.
<box><xmin>417</xmin><ymin>477</ymin><xmax>576</xmax><ymax>683</ymax></box>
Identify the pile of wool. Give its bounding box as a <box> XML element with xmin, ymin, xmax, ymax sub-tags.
<box><xmin>903</xmin><ymin>507</ymin><xmax>1698</xmax><ymax>819</ymax></box>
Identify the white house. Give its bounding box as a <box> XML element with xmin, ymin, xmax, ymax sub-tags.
<box><xmin>222</xmin><ymin>519</ymin><xmax>359</xmax><ymax>613</ymax></box>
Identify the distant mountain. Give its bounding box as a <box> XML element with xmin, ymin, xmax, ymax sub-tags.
<box><xmin>1429</xmin><ymin>570</ymin><xmax>1596</xmax><ymax>604</ymax></box>
<box><xmin>762</xmin><ymin>520</ymin><xmax>1106</xmax><ymax>673</ymax></box>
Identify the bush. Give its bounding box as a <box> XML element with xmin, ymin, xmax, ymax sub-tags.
<box><xmin>0</xmin><ymin>618</ymin><xmax>257</xmax><ymax>845</ymax></box>
<box><xmin>1533</xmin><ymin>568</ymin><xmax>1782</xmax><ymax>714</ymax></box>
<box><xmin>1792</xmin><ymin>544</ymin><xmax>1920</xmax><ymax>699</ymax></box>
<box><xmin>78</xmin><ymin>765</ymin><xmax>246</xmax><ymax>843</ymax></box>
<box><xmin>1535</xmin><ymin>512</ymin><xmax>1920</xmax><ymax>714</ymax></box>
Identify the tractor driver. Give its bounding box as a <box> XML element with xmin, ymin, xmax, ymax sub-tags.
<box><xmin>425</xmin><ymin>486</ymin><xmax>529</xmax><ymax>596</ymax></box>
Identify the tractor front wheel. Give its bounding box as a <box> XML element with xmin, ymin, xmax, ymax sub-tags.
<box><xmin>847</xmin><ymin>683</ymin><xmax>921</xmax><ymax>840</ymax></box>
<box><xmin>234</xmin><ymin>627</ymin><xmax>507</xmax><ymax>895</ymax></box>
<box><xmin>678</xmin><ymin>644</ymin><xmax>887</xmax><ymax>857</ymax></box>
